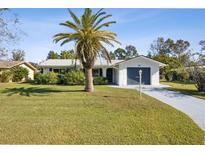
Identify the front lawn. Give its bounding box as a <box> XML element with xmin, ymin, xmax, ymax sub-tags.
<box><xmin>0</xmin><ymin>83</ymin><xmax>204</xmax><ymax>144</ymax></box>
<box><xmin>161</xmin><ymin>81</ymin><xmax>205</xmax><ymax>100</ymax></box>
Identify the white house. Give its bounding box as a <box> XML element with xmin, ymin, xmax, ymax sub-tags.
<box><xmin>39</xmin><ymin>55</ymin><xmax>166</xmax><ymax>86</ymax></box>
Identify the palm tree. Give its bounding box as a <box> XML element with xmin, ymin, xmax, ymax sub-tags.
<box><xmin>54</xmin><ymin>8</ymin><xmax>120</xmax><ymax>92</ymax></box>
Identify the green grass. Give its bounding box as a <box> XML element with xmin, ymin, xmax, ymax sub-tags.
<box><xmin>161</xmin><ymin>81</ymin><xmax>205</xmax><ymax>100</ymax></box>
<box><xmin>0</xmin><ymin>83</ymin><xmax>204</xmax><ymax>144</ymax></box>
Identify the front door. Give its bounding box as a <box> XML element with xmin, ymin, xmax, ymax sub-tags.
<box><xmin>106</xmin><ymin>68</ymin><xmax>113</xmax><ymax>83</ymax></box>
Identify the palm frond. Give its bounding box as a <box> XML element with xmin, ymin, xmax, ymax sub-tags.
<box><xmin>93</xmin><ymin>14</ymin><xmax>112</xmax><ymax>28</ymax></box>
<box><xmin>95</xmin><ymin>21</ymin><xmax>116</xmax><ymax>30</ymax></box>
<box><xmin>68</xmin><ymin>9</ymin><xmax>81</xmax><ymax>26</ymax></box>
<box><xmin>60</xmin><ymin>21</ymin><xmax>79</xmax><ymax>31</ymax></box>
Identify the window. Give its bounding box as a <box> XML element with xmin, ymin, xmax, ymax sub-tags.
<box><xmin>60</xmin><ymin>69</ymin><xmax>65</xmax><ymax>74</ymax></box>
<box><xmin>93</xmin><ymin>68</ymin><xmax>100</xmax><ymax>77</ymax></box>
<box><xmin>40</xmin><ymin>68</ymin><xmax>43</xmax><ymax>74</ymax></box>
<box><xmin>49</xmin><ymin>68</ymin><xmax>52</xmax><ymax>72</ymax></box>
<box><xmin>53</xmin><ymin>69</ymin><xmax>60</xmax><ymax>73</ymax></box>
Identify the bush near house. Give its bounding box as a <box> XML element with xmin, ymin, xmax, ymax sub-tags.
<box><xmin>34</xmin><ymin>71</ymin><xmax>109</xmax><ymax>86</ymax></box>
<box><xmin>34</xmin><ymin>72</ymin><xmax>58</xmax><ymax>85</ymax></box>
<box><xmin>64</xmin><ymin>70</ymin><xmax>85</xmax><ymax>85</ymax></box>
<box><xmin>34</xmin><ymin>73</ymin><xmax>45</xmax><ymax>84</ymax></box>
<box><xmin>0</xmin><ymin>70</ymin><xmax>13</xmax><ymax>82</ymax></box>
<box><xmin>44</xmin><ymin>72</ymin><xmax>58</xmax><ymax>84</ymax></box>
<box><xmin>93</xmin><ymin>76</ymin><xmax>108</xmax><ymax>85</ymax></box>
<box><xmin>0</xmin><ymin>67</ymin><xmax>29</xmax><ymax>83</ymax></box>
<box><xmin>11</xmin><ymin>66</ymin><xmax>29</xmax><ymax>82</ymax></box>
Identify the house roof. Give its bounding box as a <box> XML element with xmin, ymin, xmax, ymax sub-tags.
<box><xmin>39</xmin><ymin>55</ymin><xmax>166</xmax><ymax>68</ymax></box>
<box><xmin>39</xmin><ymin>59</ymin><xmax>123</xmax><ymax>67</ymax></box>
<box><xmin>0</xmin><ymin>60</ymin><xmax>37</xmax><ymax>70</ymax></box>
<box><xmin>114</xmin><ymin>55</ymin><xmax>167</xmax><ymax>67</ymax></box>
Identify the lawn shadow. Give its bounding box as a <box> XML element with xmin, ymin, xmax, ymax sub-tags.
<box><xmin>2</xmin><ymin>87</ymin><xmax>84</xmax><ymax>97</ymax></box>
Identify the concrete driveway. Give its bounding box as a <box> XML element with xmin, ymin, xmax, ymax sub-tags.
<box><xmin>110</xmin><ymin>85</ymin><xmax>205</xmax><ymax>130</ymax></box>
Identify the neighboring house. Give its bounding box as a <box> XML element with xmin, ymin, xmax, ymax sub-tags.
<box><xmin>0</xmin><ymin>61</ymin><xmax>36</xmax><ymax>80</ymax></box>
<box><xmin>39</xmin><ymin>55</ymin><xmax>166</xmax><ymax>86</ymax></box>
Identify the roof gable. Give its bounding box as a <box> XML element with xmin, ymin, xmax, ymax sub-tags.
<box><xmin>114</xmin><ymin>55</ymin><xmax>166</xmax><ymax>66</ymax></box>
<box><xmin>0</xmin><ymin>61</ymin><xmax>36</xmax><ymax>70</ymax></box>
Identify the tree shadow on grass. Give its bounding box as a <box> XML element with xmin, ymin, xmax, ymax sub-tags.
<box><xmin>2</xmin><ymin>87</ymin><xmax>84</xmax><ymax>97</ymax></box>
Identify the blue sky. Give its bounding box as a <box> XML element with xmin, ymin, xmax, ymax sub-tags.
<box><xmin>10</xmin><ymin>8</ymin><xmax>205</xmax><ymax>62</ymax></box>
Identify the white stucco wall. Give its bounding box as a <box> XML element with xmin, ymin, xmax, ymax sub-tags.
<box><xmin>113</xmin><ymin>67</ymin><xmax>119</xmax><ymax>84</ymax></box>
<box><xmin>42</xmin><ymin>67</ymin><xmax>50</xmax><ymax>74</ymax></box>
<box><xmin>20</xmin><ymin>63</ymin><xmax>35</xmax><ymax>80</ymax></box>
<box><xmin>117</xmin><ymin>57</ymin><xmax>160</xmax><ymax>86</ymax></box>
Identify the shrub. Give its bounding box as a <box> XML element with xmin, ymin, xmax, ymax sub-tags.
<box><xmin>0</xmin><ymin>70</ymin><xmax>13</xmax><ymax>82</ymax></box>
<box><xmin>11</xmin><ymin>66</ymin><xmax>29</xmax><ymax>82</ymax></box>
<box><xmin>165</xmin><ymin>71</ymin><xmax>177</xmax><ymax>81</ymax></box>
<box><xmin>34</xmin><ymin>72</ymin><xmax>58</xmax><ymax>84</ymax></box>
<box><xmin>44</xmin><ymin>72</ymin><xmax>58</xmax><ymax>84</ymax></box>
<box><xmin>93</xmin><ymin>76</ymin><xmax>108</xmax><ymax>85</ymax></box>
<box><xmin>64</xmin><ymin>70</ymin><xmax>85</xmax><ymax>85</ymax></box>
<box><xmin>57</xmin><ymin>74</ymin><xmax>64</xmax><ymax>84</ymax></box>
<box><xmin>176</xmin><ymin>68</ymin><xmax>190</xmax><ymax>82</ymax></box>
<box><xmin>34</xmin><ymin>73</ymin><xmax>44</xmax><ymax>84</ymax></box>
<box><xmin>165</xmin><ymin>68</ymin><xmax>190</xmax><ymax>82</ymax></box>
<box><xmin>191</xmin><ymin>67</ymin><xmax>205</xmax><ymax>92</ymax></box>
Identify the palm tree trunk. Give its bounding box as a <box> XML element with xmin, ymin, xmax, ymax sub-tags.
<box><xmin>85</xmin><ymin>68</ymin><xmax>94</xmax><ymax>92</ymax></box>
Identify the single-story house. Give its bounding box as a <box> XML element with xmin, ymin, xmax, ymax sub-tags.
<box><xmin>39</xmin><ymin>55</ymin><xmax>166</xmax><ymax>86</ymax></box>
<box><xmin>0</xmin><ymin>61</ymin><xmax>36</xmax><ymax>80</ymax></box>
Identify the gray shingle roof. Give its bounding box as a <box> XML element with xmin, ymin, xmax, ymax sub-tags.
<box><xmin>39</xmin><ymin>59</ymin><xmax>123</xmax><ymax>67</ymax></box>
<box><xmin>0</xmin><ymin>60</ymin><xmax>36</xmax><ymax>70</ymax></box>
<box><xmin>0</xmin><ymin>61</ymin><xmax>23</xmax><ymax>68</ymax></box>
<box><xmin>39</xmin><ymin>56</ymin><xmax>166</xmax><ymax>67</ymax></box>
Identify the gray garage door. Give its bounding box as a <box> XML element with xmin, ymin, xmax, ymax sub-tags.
<box><xmin>127</xmin><ymin>67</ymin><xmax>151</xmax><ymax>85</ymax></box>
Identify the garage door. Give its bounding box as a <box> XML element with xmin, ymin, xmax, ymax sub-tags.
<box><xmin>127</xmin><ymin>67</ymin><xmax>151</xmax><ymax>85</ymax></box>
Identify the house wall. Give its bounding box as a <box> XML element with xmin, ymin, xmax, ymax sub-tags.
<box><xmin>19</xmin><ymin>63</ymin><xmax>35</xmax><ymax>80</ymax></box>
<box><xmin>42</xmin><ymin>67</ymin><xmax>50</xmax><ymax>74</ymax></box>
<box><xmin>118</xmin><ymin>57</ymin><xmax>160</xmax><ymax>86</ymax></box>
<box><xmin>113</xmin><ymin>67</ymin><xmax>119</xmax><ymax>84</ymax></box>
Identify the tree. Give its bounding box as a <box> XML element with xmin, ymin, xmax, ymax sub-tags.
<box><xmin>147</xmin><ymin>51</ymin><xmax>152</xmax><ymax>58</ymax></box>
<box><xmin>54</xmin><ymin>9</ymin><xmax>119</xmax><ymax>92</ymax></box>
<box><xmin>125</xmin><ymin>45</ymin><xmax>138</xmax><ymax>58</ymax></box>
<box><xmin>11</xmin><ymin>49</ymin><xmax>25</xmax><ymax>61</ymax></box>
<box><xmin>197</xmin><ymin>40</ymin><xmax>205</xmax><ymax>65</ymax></box>
<box><xmin>150</xmin><ymin>37</ymin><xmax>174</xmax><ymax>56</ymax></box>
<box><xmin>114</xmin><ymin>48</ymin><xmax>126</xmax><ymax>60</ymax></box>
<box><xmin>0</xmin><ymin>9</ymin><xmax>24</xmax><ymax>60</ymax></box>
<box><xmin>172</xmin><ymin>39</ymin><xmax>191</xmax><ymax>66</ymax></box>
<box><xmin>47</xmin><ymin>51</ymin><xmax>59</xmax><ymax>59</ymax></box>
<box><xmin>190</xmin><ymin>67</ymin><xmax>205</xmax><ymax>92</ymax></box>
<box><xmin>60</xmin><ymin>50</ymin><xmax>75</xmax><ymax>59</ymax></box>
<box><xmin>109</xmin><ymin>51</ymin><xmax>116</xmax><ymax>60</ymax></box>
<box><xmin>150</xmin><ymin>37</ymin><xmax>191</xmax><ymax>66</ymax></box>
<box><xmin>152</xmin><ymin>54</ymin><xmax>182</xmax><ymax>79</ymax></box>
<box><xmin>188</xmin><ymin>49</ymin><xmax>205</xmax><ymax>92</ymax></box>
<box><xmin>0</xmin><ymin>48</ymin><xmax>8</xmax><ymax>59</ymax></box>
<box><xmin>199</xmin><ymin>40</ymin><xmax>205</xmax><ymax>51</ymax></box>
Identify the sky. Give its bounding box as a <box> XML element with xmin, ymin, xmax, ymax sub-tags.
<box><xmin>7</xmin><ymin>8</ymin><xmax>205</xmax><ymax>62</ymax></box>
